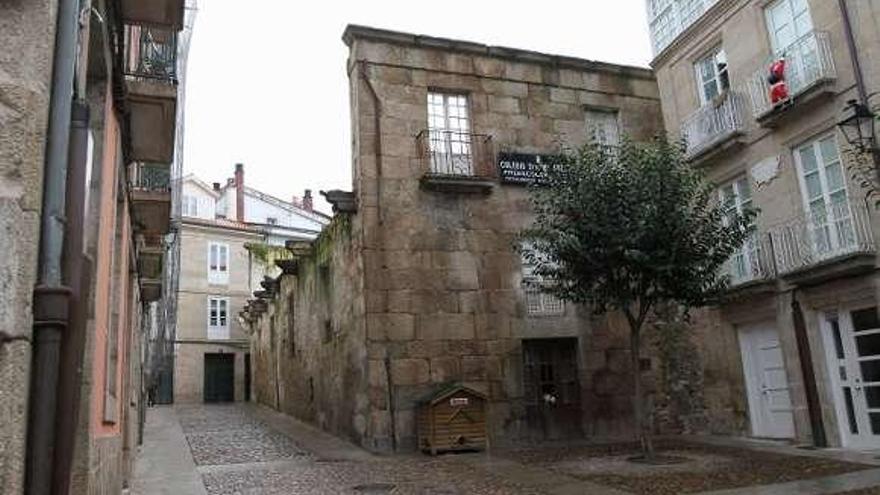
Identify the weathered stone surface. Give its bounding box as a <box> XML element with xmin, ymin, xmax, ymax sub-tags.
<box><xmin>416</xmin><ymin>313</ymin><xmax>476</xmax><ymax>341</ymax></box>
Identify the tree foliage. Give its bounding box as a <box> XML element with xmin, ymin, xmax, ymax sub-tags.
<box><xmin>519</xmin><ymin>137</ymin><xmax>755</xmax><ymax>327</ymax></box>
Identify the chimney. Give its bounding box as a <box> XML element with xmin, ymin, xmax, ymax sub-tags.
<box><xmin>302</xmin><ymin>189</ymin><xmax>313</xmax><ymax>212</ymax></box>
<box><xmin>235</xmin><ymin>163</ymin><xmax>244</xmax><ymax>222</ymax></box>
<box><xmin>212</xmin><ymin>182</ymin><xmax>220</xmax><ymax>191</ymax></box>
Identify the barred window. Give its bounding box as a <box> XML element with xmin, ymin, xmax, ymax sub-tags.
<box><xmin>521</xmin><ymin>246</ymin><xmax>565</xmax><ymax>316</ymax></box>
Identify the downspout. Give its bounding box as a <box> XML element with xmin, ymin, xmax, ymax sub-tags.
<box><xmin>358</xmin><ymin>60</ymin><xmax>396</xmax><ymax>451</ymax></box>
<box><xmin>838</xmin><ymin>0</ymin><xmax>869</xmax><ymax>104</ymax></box>
<box><xmin>52</xmin><ymin>101</ymin><xmax>91</xmax><ymax>495</ymax></box>
<box><xmin>26</xmin><ymin>0</ymin><xmax>80</xmax><ymax>494</ymax></box>
<box><xmin>791</xmin><ymin>293</ymin><xmax>828</xmax><ymax>447</ymax></box>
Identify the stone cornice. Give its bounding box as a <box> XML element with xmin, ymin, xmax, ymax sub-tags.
<box><xmin>650</xmin><ymin>0</ymin><xmax>747</xmax><ymax>68</ymax></box>
<box><xmin>343</xmin><ymin>24</ymin><xmax>655</xmax><ymax>81</ymax></box>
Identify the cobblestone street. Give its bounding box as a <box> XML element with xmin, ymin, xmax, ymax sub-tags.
<box><xmin>131</xmin><ymin>404</ymin><xmax>880</xmax><ymax>495</ymax></box>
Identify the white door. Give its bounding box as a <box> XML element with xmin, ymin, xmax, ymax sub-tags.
<box><xmin>739</xmin><ymin>323</ymin><xmax>796</xmax><ymax>438</ymax></box>
<box><xmin>823</xmin><ymin>308</ymin><xmax>880</xmax><ymax>449</ymax></box>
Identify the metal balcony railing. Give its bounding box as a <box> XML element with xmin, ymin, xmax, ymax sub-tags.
<box><xmin>769</xmin><ymin>199</ymin><xmax>875</xmax><ymax>275</ymax></box>
<box><xmin>130</xmin><ymin>163</ymin><xmax>171</xmax><ymax>192</ymax></box>
<box><xmin>722</xmin><ymin>231</ymin><xmax>776</xmax><ymax>286</ymax></box>
<box><xmin>682</xmin><ymin>92</ymin><xmax>746</xmax><ymax>158</ymax></box>
<box><xmin>416</xmin><ymin>130</ymin><xmax>495</xmax><ymax>178</ymax></box>
<box><xmin>124</xmin><ymin>24</ymin><xmax>178</xmax><ymax>82</ymax></box>
<box><xmin>747</xmin><ymin>30</ymin><xmax>836</xmax><ymax>119</ymax></box>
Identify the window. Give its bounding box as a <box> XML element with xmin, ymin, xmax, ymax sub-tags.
<box><xmin>182</xmin><ymin>195</ymin><xmax>198</xmax><ymax>217</ymax></box>
<box><xmin>765</xmin><ymin>0</ymin><xmax>813</xmax><ymax>54</ymax></box>
<box><xmin>521</xmin><ymin>246</ymin><xmax>565</xmax><ymax>316</ymax></box>
<box><xmin>586</xmin><ymin>109</ymin><xmax>620</xmax><ymax>147</ymax></box>
<box><xmin>719</xmin><ymin>177</ymin><xmax>757</xmax><ymax>283</ymax></box>
<box><xmin>427</xmin><ymin>92</ymin><xmax>473</xmax><ymax>175</ymax></box>
<box><xmin>695</xmin><ymin>48</ymin><xmax>729</xmax><ymax>104</ymax></box>
<box><xmin>794</xmin><ymin>134</ymin><xmax>855</xmax><ymax>256</ymax></box>
<box><xmin>647</xmin><ymin>0</ymin><xmax>722</xmax><ymax>54</ymax></box>
<box><xmin>207</xmin><ymin>297</ymin><xmax>230</xmax><ymax>340</ymax></box>
<box><xmin>208</xmin><ymin>242</ymin><xmax>229</xmax><ymax>284</ymax></box>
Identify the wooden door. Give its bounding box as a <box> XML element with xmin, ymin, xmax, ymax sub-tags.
<box><xmin>204</xmin><ymin>353</ymin><xmax>234</xmax><ymax>403</ymax></box>
<box><xmin>523</xmin><ymin>338</ymin><xmax>582</xmax><ymax>440</ymax></box>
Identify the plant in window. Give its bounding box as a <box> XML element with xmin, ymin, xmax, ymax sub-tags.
<box><xmin>519</xmin><ymin>136</ymin><xmax>754</xmax><ymax>459</ymax></box>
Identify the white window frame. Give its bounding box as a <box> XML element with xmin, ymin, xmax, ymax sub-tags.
<box><xmin>793</xmin><ymin>133</ymin><xmax>855</xmax><ymax>257</ymax></box>
<box><xmin>585</xmin><ymin>108</ymin><xmax>620</xmax><ymax>147</ymax></box>
<box><xmin>719</xmin><ymin>176</ymin><xmax>757</xmax><ymax>283</ymax></box>
<box><xmin>695</xmin><ymin>47</ymin><xmax>730</xmax><ymax>105</ymax></box>
<box><xmin>207</xmin><ymin>242</ymin><xmax>230</xmax><ymax>284</ymax></box>
<box><xmin>520</xmin><ymin>246</ymin><xmax>565</xmax><ymax>316</ymax></box>
<box><xmin>182</xmin><ymin>195</ymin><xmax>198</xmax><ymax>217</ymax></box>
<box><xmin>764</xmin><ymin>0</ymin><xmax>814</xmax><ymax>55</ymax></box>
<box><xmin>427</xmin><ymin>92</ymin><xmax>473</xmax><ymax>176</ymax></box>
<box><xmin>207</xmin><ymin>296</ymin><xmax>230</xmax><ymax>340</ymax></box>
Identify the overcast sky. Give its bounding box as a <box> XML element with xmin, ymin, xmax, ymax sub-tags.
<box><xmin>182</xmin><ymin>1</ymin><xmax>653</xmax><ymax>212</ymax></box>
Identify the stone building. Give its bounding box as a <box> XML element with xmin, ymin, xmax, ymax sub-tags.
<box><xmin>173</xmin><ymin>166</ymin><xmax>329</xmax><ymax>403</ymax></box>
<box><xmin>0</xmin><ymin>0</ymin><xmax>193</xmax><ymax>493</ymax></box>
<box><xmin>647</xmin><ymin>0</ymin><xmax>880</xmax><ymax>449</ymax></box>
<box><xmin>243</xmin><ymin>25</ymin><xmax>665</xmax><ymax>452</ymax></box>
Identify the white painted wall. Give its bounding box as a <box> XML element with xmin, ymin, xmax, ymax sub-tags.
<box><xmin>181</xmin><ymin>180</ymin><xmax>218</xmax><ymax>220</ymax></box>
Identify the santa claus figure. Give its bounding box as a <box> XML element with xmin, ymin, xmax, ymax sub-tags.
<box><xmin>768</xmin><ymin>57</ymin><xmax>789</xmax><ymax>105</ymax></box>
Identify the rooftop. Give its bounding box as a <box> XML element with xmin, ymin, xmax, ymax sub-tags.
<box><xmin>342</xmin><ymin>24</ymin><xmax>655</xmax><ymax>80</ymax></box>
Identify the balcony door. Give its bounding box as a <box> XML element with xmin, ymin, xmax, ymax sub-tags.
<box><xmin>794</xmin><ymin>134</ymin><xmax>856</xmax><ymax>260</ymax></box>
<box><xmin>427</xmin><ymin>92</ymin><xmax>473</xmax><ymax>176</ymax></box>
<box><xmin>765</xmin><ymin>0</ymin><xmax>819</xmax><ymax>92</ymax></box>
<box><xmin>823</xmin><ymin>308</ymin><xmax>880</xmax><ymax>449</ymax></box>
<box><xmin>720</xmin><ymin>177</ymin><xmax>758</xmax><ymax>284</ymax></box>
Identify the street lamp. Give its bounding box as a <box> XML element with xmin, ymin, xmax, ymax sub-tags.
<box><xmin>837</xmin><ymin>99</ymin><xmax>878</xmax><ymax>154</ymax></box>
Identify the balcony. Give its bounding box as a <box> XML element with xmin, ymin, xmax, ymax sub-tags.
<box><xmin>723</xmin><ymin>232</ymin><xmax>777</xmax><ymax>288</ymax></box>
<box><xmin>119</xmin><ymin>0</ymin><xmax>185</xmax><ymax>31</ymax></box>
<box><xmin>124</xmin><ymin>24</ymin><xmax>178</xmax><ymax>163</ymax></box>
<box><xmin>747</xmin><ymin>30</ymin><xmax>836</xmax><ymax>125</ymax></box>
<box><xmin>769</xmin><ymin>200</ymin><xmax>876</xmax><ymax>285</ymax></box>
<box><xmin>416</xmin><ymin>130</ymin><xmax>496</xmax><ymax>194</ymax></box>
<box><xmin>129</xmin><ymin>163</ymin><xmax>171</xmax><ymax>234</ymax></box>
<box><xmin>682</xmin><ymin>92</ymin><xmax>747</xmax><ymax>163</ymax></box>
<box><xmin>138</xmin><ymin>234</ymin><xmax>164</xmax><ymax>303</ymax></box>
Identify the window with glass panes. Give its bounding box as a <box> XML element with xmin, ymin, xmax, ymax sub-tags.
<box><xmin>795</xmin><ymin>134</ymin><xmax>854</xmax><ymax>255</ymax></box>
<box><xmin>427</xmin><ymin>92</ymin><xmax>473</xmax><ymax>175</ymax></box>
<box><xmin>585</xmin><ymin>109</ymin><xmax>620</xmax><ymax>147</ymax></box>
<box><xmin>208</xmin><ymin>242</ymin><xmax>229</xmax><ymax>284</ymax></box>
<box><xmin>720</xmin><ymin>177</ymin><xmax>756</xmax><ymax>283</ymax></box>
<box><xmin>207</xmin><ymin>297</ymin><xmax>229</xmax><ymax>339</ymax></box>
<box><xmin>520</xmin><ymin>247</ymin><xmax>564</xmax><ymax>316</ymax></box>
<box><xmin>695</xmin><ymin>48</ymin><xmax>730</xmax><ymax>104</ymax></box>
<box><xmin>182</xmin><ymin>195</ymin><xmax>198</xmax><ymax>217</ymax></box>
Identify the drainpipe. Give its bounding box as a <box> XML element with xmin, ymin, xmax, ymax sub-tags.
<box><xmin>838</xmin><ymin>0</ymin><xmax>869</xmax><ymax>104</ymax></box>
<box><xmin>52</xmin><ymin>101</ymin><xmax>91</xmax><ymax>495</ymax></box>
<box><xmin>791</xmin><ymin>294</ymin><xmax>828</xmax><ymax>447</ymax></box>
<box><xmin>26</xmin><ymin>0</ymin><xmax>80</xmax><ymax>494</ymax></box>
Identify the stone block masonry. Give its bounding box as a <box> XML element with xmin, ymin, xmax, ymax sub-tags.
<box><xmin>246</xmin><ymin>25</ymin><xmax>675</xmax><ymax>453</ymax></box>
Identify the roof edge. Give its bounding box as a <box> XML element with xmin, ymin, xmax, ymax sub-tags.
<box><xmin>342</xmin><ymin>24</ymin><xmax>655</xmax><ymax>80</ymax></box>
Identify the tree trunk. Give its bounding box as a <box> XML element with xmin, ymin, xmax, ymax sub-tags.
<box><xmin>630</xmin><ymin>325</ymin><xmax>655</xmax><ymax>459</ymax></box>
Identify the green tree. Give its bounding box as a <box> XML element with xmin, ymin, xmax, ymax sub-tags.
<box><xmin>519</xmin><ymin>137</ymin><xmax>755</xmax><ymax>458</ymax></box>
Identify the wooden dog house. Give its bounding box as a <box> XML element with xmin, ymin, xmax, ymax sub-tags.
<box><xmin>417</xmin><ymin>385</ymin><xmax>487</xmax><ymax>455</ymax></box>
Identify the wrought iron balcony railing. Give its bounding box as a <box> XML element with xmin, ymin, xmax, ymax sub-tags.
<box><xmin>130</xmin><ymin>163</ymin><xmax>171</xmax><ymax>192</ymax></box>
<box><xmin>747</xmin><ymin>30</ymin><xmax>836</xmax><ymax>119</ymax></box>
<box><xmin>124</xmin><ymin>24</ymin><xmax>178</xmax><ymax>82</ymax></box>
<box><xmin>682</xmin><ymin>92</ymin><xmax>746</xmax><ymax>159</ymax></box>
<box><xmin>769</xmin><ymin>199</ymin><xmax>875</xmax><ymax>275</ymax></box>
<box><xmin>416</xmin><ymin>130</ymin><xmax>495</xmax><ymax>179</ymax></box>
<box><xmin>722</xmin><ymin>231</ymin><xmax>776</xmax><ymax>287</ymax></box>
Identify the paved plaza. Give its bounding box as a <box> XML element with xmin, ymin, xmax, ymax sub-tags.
<box><xmin>131</xmin><ymin>405</ymin><xmax>880</xmax><ymax>495</ymax></box>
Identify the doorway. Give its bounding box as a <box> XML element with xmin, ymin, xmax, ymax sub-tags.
<box><xmin>738</xmin><ymin>322</ymin><xmax>796</xmax><ymax>438</ymax></box>
<box><xmin>523</xmin><ymin>338</ymin><xmax>582</xmax><ymax>440</ymax></box>
<box><xmin>204</xmin><ymin>353</ymin><xmax>235</xmax><ymax>403</ymax></box>
<box><xmin>823</xmin><ymin>307</ymin><xmax>880</xmax><ymax>449</ymax></box>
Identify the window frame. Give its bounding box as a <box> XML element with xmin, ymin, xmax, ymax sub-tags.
<box><xmin>207</xmin><ymin>241</ymin><xmax>230</xmax><ymax>285</ymax></box>
<box><xmin>719</xmin><ymin>176</ymin><xmax>756</xmax><ymax>283</ymax></box>
<box><xmin>182</xmin><ymin>195</ymin><xmax>198</xmax><ymax>217</ymax></box>
<box><xmin>207</xmin><ymin>296</ymin><xmax>230</xmax><ymax>340</ymax></box>
<box><xmin>426</xmin><ymin>91</ymin><xmax>474</xmax><ymax>176</ymax></box>
<box><xmin>520</xmin><ymin>245</ymin><xmax>565</xmax><ymax>317</ymax></box>
<box><xmin>694</xmin><ymin>46</ymin><xmax>730</xmax><ymax>105</ymax></box>
<box><xmin>585</xmin><ymin>108</ymin><xmax>620</xmax><ymax>147</ymax></box>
